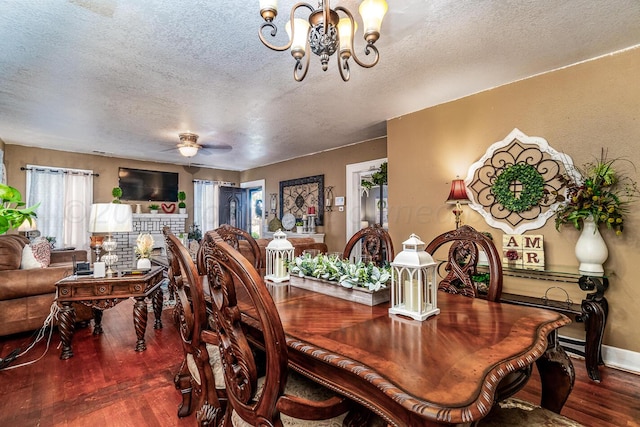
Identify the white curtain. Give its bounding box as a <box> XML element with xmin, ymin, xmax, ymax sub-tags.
<box><xmin>26</xmin><ymin>165</ymin><xmax>93</xmax><ymax>250</ymax></box>
<box><xmin>193</xmin><ymin>180</ymin><xmax>218</xmax><ymax>233</ymax></box>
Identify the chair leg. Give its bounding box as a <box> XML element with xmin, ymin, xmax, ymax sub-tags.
<box><xmin>174</xmin><ymin>361</ymin><xmax>194</xmax><ymax>418</ymax></box>
<box><xmin>196</xmin><ymin>402</ymin><xmax>222</xmax><ymax>427</ymax></box>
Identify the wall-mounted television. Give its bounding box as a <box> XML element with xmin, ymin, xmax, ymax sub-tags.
<box><xmin>118</xmin><ymin>167</ymin><xmax>178</xmax><ymax>201</ymax></box>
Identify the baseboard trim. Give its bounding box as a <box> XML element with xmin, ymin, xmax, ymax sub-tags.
<box><xmin>559</xmin><ymin>334</ymin><xmax>640</xmax><ymax>375</ymax></box>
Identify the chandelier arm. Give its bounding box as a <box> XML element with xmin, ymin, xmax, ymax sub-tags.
<box><xmin>335</xmin><ymin>6</ymin><xmax>381</xmax><ymax>69</ymax></box>
<box><xmin>322</xmin><ymin>0</ymin><xmax>330</xmax><ymax>34</ymax></box>
<box><xmin>294</xmin><ymin>40</ymin><xmax>311</xmax><ymax>82</ymax></box>
<box><xmin>258</xmin><ymin>3</ymin><xmax>315</xmax><ymax>52</ymax></box>
<box><xmin>350</xmin><ymin>42</ymin><xmax>380</xmax><ymax>68</ymax></box>
<box><xmin>338</xmin><ymin>57</ymin><xmax>351</xmax><ymax>82</ymax></box>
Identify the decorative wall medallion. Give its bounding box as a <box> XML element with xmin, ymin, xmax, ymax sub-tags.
<box><xmin>465</xmin><ymin>128</ymin><xmax>578</xmax><ymax>234</ymax></box>
<box><xmin>280</xmin><ymin>175</ymin><xmax>324</xmax><ymax>225</ymax></box>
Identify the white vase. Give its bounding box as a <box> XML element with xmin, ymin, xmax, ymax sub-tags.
<box><xmin>575</xmin><ymin>215</ymin><xmax>608</xmax><ymax>274</ymax></box>
<box><xmin>137</xmin><ymin>258</ymin><xmax>151</xmax><ymax>270</ymax></box>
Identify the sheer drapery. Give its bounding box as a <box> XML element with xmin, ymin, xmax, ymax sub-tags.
<box><xmin>193</xmin><ymin>180</ymin><xmax>217</xmax><ymax>233</ymax></box>
<box><xmin>26</xmin><ymin>165</ymin><xmax>93</xmax><ymax>250</ymax></box>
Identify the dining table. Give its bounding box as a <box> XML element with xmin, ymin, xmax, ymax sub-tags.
<box><xmin>238</xmin><ymin>282</ymin><xmax>575</xmax><ymax>426</ymax></box>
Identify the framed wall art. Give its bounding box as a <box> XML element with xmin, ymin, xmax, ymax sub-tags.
<box><xmin>465</xmin><ymin>128</ymin><xmax>579</xmax><ymax>234</ymax></box>
<box><xmin>280</xmin><ymin>175</ymin><xmax>324</xmax><ymax>225</ymax></box>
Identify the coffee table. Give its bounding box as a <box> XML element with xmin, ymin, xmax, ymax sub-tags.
<box><xmin>55</xmin><ymin>266</ymin><xmax>164</xmax><ymax>359</ymax></box>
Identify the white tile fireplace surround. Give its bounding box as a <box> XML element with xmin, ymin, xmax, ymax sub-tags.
<box><xmin>105</xmin><ymin>213</ymin><xmax>187</xmax><ymax>270</ymax></box>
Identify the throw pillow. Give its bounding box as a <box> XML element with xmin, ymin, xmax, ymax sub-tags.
<box><xmin>20</xmin><ymin>238</ymin><xmax>51</xmax><ymax>269</ymax></box>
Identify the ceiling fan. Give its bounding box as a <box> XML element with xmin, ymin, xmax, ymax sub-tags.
<box><xmin>175</xmin><ymin>132</ymin><xmax>232</xmax><ymax>158</ymax></box>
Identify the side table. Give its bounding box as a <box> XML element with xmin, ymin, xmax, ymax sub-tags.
<box><xmin>496</xmin><ymin>266</ymin><xmax>608</xmax><ymax>382</ymax></box>
<box><xmin>55</xmin><ymin>266</ymin><xmax>164</xmax><ymax>359</ymax></box>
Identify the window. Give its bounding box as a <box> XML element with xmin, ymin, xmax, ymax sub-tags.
<box><xmin>25</xmin><ymin>165</ymin><xmax>94</xmax><ymax>250</ymax></box>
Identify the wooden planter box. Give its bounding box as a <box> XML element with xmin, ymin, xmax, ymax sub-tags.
<box><xmin>289</xmin><ymin>275</ymin><xmax>390</xmax><ymax>306</ymax></box>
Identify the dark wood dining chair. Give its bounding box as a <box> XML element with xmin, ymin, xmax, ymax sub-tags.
<box><xmin>198</xmin><ymin>230</ymin><xmax>372</xmax><ymax>427</ymax></box>
<box><xmin>163</xmin><ymin>227</ymin><xmax>227</xmax><ymax>421</ymax></box>
<box><xmin>342</xmin><ymin>224</ymin><xmax>394</xmax><ymax>266</ymax></box>
<box><xmin>425</xmin><ymin>225</ymin><xmax>502</xmax><ymax>302</ymax></box>
<box><xmin>214</xmin><ymin>223</ymin><xmax>263</xmax><ymax>269</ymax></box>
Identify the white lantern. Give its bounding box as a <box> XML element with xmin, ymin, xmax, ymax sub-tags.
<box><xmin>265</xmin><ymin>229</ymin><xmax>295</xmax><ymax>283</ymax></box>
<box><xmin>389</xmin><ymin>234</ymin><xmax>440</xmax><ymax>321</ymax></box>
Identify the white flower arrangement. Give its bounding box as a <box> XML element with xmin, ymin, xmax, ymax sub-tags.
<box><xmin>289</xmin><ymin>253</ymin><xmax>391</xmax><ymax>292</ymax></box>
<box><xmin>135</xmin><ymin>233</ymin><xmax>154</xmax><ymax>259</ymax></box>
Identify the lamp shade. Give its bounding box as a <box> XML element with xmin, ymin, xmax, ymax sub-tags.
<box><xmin>359</xmin><ymin>0</ymin><xmax>388</xmax><ymax>39</ymax></box>
<box><xmin>286</xmin><ymin>18</ymin><xmax>310</xmax><ymax>58</ymax></box>
<box><xmin>338</xmin><ymin>17</ymin><xmax>356</xmax><ymax>57</ymax></box>
<box><xmin>445</xmin><ymin>179</ymin><xmax>470</xmax><ymax>204</ymax></box>
<box><xmin>18</xmin><ymin>218</ymin><xmax>37</xmax><ymax>231</ymax></box>
<box><xmin>89</xmin><ymin>203</ymin><xmax>133</xmax><ymax>233</ymax></box>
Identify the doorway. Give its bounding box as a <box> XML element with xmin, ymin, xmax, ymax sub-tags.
<box><xmin>345</xmin><ymin>158</ymin><xmax>388</xmax><ymax>240</ymax></box>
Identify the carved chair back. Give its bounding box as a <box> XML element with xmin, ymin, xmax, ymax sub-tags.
<box><xmin>342</xmin><ymin>224</ymin><xmax>395</xmax><ymax>267</ymax></box>
<box><xmin>425</xmin><ymin>225</ymin><xmax>503</xmax><ymax>302</ymax></box>
<box><xmin>163</xmin><ymin>227</ymin><xmax>224</xmax><ymax>420</ymax></box>
<box><xmin>214</xmin><ymin>223</ymin><xmax>263</xmax><ymax>269</ymax></box>
<box><xmin>200</xmin><ymin>230</ymin><xmax>349</xmax><ymax>426</ymax></box>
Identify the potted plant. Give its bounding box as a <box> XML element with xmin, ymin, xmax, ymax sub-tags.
<box><xmin>361</xmin><ymin>161</ymin><xmax>388</xmax><ymax>226</ymax></box>
<box><xmin>135</xmin><ymin>233</ymin><xmax>154</xmax><ymax>269</ymax></box>
<box><xmin>295</xmin><ymin>219</ymin><xmax>304</xmax><ymax>233</ymax></box>
<box><xmin>471</xmin><ymin>272</ymin><xmax>490</xmax><ymax>295</ymax></box>
<box><xmin>177</xmin><ymin>191</ymin><xmax>187</xmax><ymax>214</ymax></box>
<box><xmin>148</xmin><ymin>204</ymin><xmax>160</xmax><ymax>214</ymax></box>
<box><xmin>0</xmin><ymin>183</ymin><xmax>39</xmax><ymax>235</ymax></box>
<box><xmin>555</xmin><ymin>149</ymin><xmax>639</xmax><ymax>273</ymax></box>
<box><xmin>112</xmin><ymin>187</ymin><xmax>123</xmax><ymax>204</ymax></box>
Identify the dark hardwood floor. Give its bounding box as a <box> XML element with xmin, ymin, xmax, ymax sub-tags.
<box><xmin>1</xmin><ymin>301</ymin><xmax>638</xmax><ymax>427</ymax></box>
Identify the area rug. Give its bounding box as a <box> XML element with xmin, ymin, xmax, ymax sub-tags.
<box><xmin>478</xmin><ymin>397</ymin><xmax>584</xmax><ymax>426</ymax></box>
<box><xmin>145</xmin><ymin>279</ymin><xmax>176</xmax><ymax>311</ymax></box>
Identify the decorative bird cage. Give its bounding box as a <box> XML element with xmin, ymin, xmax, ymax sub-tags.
<box><xmin>265</xmin><ymin>229</ymin><xmax>295</xmax><ymax>283</ymax></box>
<box><xmin>389</xmin><ymin>234</ymin><xmax>440</xmax><ymax>321</ymax></box>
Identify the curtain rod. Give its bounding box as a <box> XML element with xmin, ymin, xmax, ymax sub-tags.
<box><xmin>192</xmin><ymin>179</ymin><xmax>235</xmax><ymax>186</ymax></box>
<box><xmin>21</xmin><ymin>166</ymin><xmax>99</xmax><ymax>177</ymax></box>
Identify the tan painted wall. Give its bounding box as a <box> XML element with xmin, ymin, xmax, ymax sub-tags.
<box><xmin>241</xmin><ymin>138</ymin><xmax>387</xmax><ymax>253</ymax></box>
<box><xmin>4</xmin><ymin>145</ymin><xmax>240</xmax><ymax>226</ymax></box>
<box><xmin>388</xmin><ymin>47</ymin><xmax>640</xmax><ymax>352</ymax></box>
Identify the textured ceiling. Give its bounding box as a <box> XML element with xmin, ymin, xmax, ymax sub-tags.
<box><xmin>1</xmin><ymin>1</ymin><xmax>640</xmax><ymax>171</ymax></box>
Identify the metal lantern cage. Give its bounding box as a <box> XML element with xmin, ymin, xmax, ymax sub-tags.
<box><xmin>265</xmin><ymin>229</ymin><xmax>295</xmax><ymax>283</ymax></box>
<box><xmin>389</xmin><ymin>234</ymin><xmax>440</xmax><ymax>321</ymax></box>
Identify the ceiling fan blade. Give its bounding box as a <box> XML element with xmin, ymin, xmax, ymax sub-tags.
<box><xmin>200</xmin><ymin>144</ymin><xmax>232</xmax><ymax>156</ymax></box>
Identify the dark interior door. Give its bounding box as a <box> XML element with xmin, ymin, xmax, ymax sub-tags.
<box><xmin>218</xmin><ymin>186</ymin><xmax>248</xmax><ymax>230</ymax></box>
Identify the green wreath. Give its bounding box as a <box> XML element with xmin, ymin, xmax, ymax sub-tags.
<box><xmin>492</xmin><ymin>163</ymin><xmax>545</xmax><ymax>212</ymax></box>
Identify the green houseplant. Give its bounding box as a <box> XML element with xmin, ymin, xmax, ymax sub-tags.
<box><xmin>361</xmin><ymin>162</ymin><xmax>388</xmax><ymax>226</ymax></box>
<box><xmin>177</xmin><ymin>191</ymin><xmax>187</xmax><ymax>211</ymax></box>
<box><xmin>148</xmin><ymin>204</ymin><xmax>160</xmax><ymax>213</ymax></box>
<box><xmin>0</xmin><ymin>183</ymin><xmax>39</xmax><ymax>235</ymax></box>
<box><xmin>112</xmin><ymin>187</ymin><xmax>123</xmax><ymax>204</ymax></box>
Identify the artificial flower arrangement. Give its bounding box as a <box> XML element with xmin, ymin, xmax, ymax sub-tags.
<box><xmin>554</xmin><ymin>150</ymin><xmax>638</xmax><ymax>235</ymax></box>
<box><xmin>135</xmin><ymin>233</ymin><xmax>154</xmax><ymax>259</ymax></box>
<box><xmin>289</xmin><ymin>252</ymin><xmax>391</xmax><ymax>291</ymax></box>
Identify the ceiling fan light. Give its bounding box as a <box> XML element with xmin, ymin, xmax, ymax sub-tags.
<box><xmin>359</xmin><ymin>0</ymin><xmax>388</xmax><ymax>43</ymax></box>
<box><xmin>178</xmin><ymin>145</ymin><xmax>199</xmax><ymax>158</ymax></box>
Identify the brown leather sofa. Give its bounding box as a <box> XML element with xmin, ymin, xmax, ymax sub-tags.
<box><xmin>0</xmin><ymin>235</ymin><xmax>89</xmax><ymax>336</ymax></box>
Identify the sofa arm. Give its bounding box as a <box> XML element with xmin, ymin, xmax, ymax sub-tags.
<box><xmin>50</xmin><ymin>249</ymin><xmax>88</xmax><ymax>264</ymax></box>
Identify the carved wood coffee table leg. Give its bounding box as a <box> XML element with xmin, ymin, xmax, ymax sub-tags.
<box><xmin>133</xmin><ymin>297</ymin><xmax>148</xmax><ymax>352</ymax></box>
<box><xmin>58</xmin><ymin>302</ymin><xmax>76</xmax><ymax>360</ymax></box>
<box><xmin>536</xmin><ymin>330</ymin><xmax>575</xmax><ymax>413</ymax></box>
<box><xmin>92</xmin><ymin>307</ymin><xmax>104</xmax><ymax>335</ymax></box>
<box><xmin>153</xmin><ymin>288</ymin><xmax>163</xmax><ymax>329</ymax></box>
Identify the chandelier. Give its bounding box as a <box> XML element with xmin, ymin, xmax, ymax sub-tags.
<box><xmin>259</xmin><ymin>0</ymin><xmax>388</xmax><ymax>82</ymax></box>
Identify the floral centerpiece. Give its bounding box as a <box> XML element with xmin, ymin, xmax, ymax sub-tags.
<box><xmin>554</xmin><ymin>150</ymin><xmax>638</xmax><ymax>235</ymax></box>
<box><xmin>135</xmin><ymin>233</ymin><xmax>154</xmax><ymax>269</ymax></box>
<box><xmin>289</xmin><ymin>252</ymin><xmax>391</xmax><ymax>292</ymax></box>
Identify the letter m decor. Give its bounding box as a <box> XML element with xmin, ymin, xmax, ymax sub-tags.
<box><xmin>502</xmin><ymin>234</ymin><xmax>545</xmax><ymax>270</ymax></box>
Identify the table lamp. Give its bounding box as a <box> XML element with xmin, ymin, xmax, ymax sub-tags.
<box><xmin>18</xmin><ymin>218</ymin><xmax>41</xmax><ymax>241</ymax></box>
<box><xmin>445</xmin><ymin>178</ymin><xmax>470</xmax><ymax>229</ymax></box>
<box><xmin>89</xmin><ymin>203</ymin><xmax>133</xmax><ymax>276</ymax></box>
